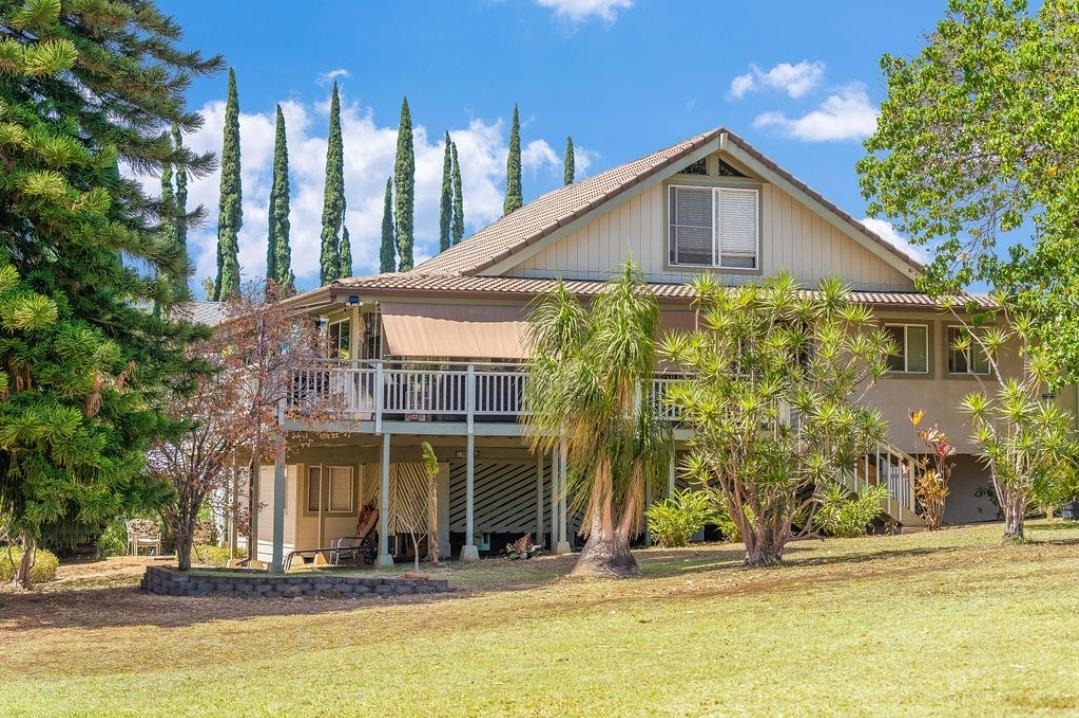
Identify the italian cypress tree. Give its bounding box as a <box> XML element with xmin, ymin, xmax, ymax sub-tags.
<box><xmin>564</xmin><ymin>135</ymin><xmax>575</xmax><ymax>185</ymax></box>
<box><xmin>339</xmin><ymin>225</ymin><xmax>353</xmax><ymax>278</ymax></box>
<box><xmin>172</xmin><ymin>124</ymin><xmax>190</xmax><ymax>298</ymax></box>
<box><xmin>394</xmin><ymin>97</ymin><xmax>415</xmax><ymax>271</ymax></box>
<box><xmin>0</xmin><ymin>0</ymin><xmax>221</xmax><ymax>588</ymax></box>
<box><xmin>267</xmin><ymin>104</ymin><xmax>293</xmax><ymax>296</ymax></box>
<box><xmin>214</xmin><ymin>67</ymin><xmax>242</xmax><ymax>301</ymax></box>
<box><xmin>319</xmin><ymin>82</ymin><xmax>345</xmax><ymax>285</ymax></box>
<box><xmin>380</xmin><ymin>178</ymin><xmax>396</xmax><ymax>273</ymax></box>
<box><xmin>451</xmin><ymin>141</ymin><xmax>465</xmax><ymax>245</ymax></box>
<box><xmin>504</xmin><ymin>103</ymin><xmax>522</xmax><ymax>215</ymax></box>
<box><xmin>439</xmin><ymin>132</ymin><xmax>453</xmax><ymax>252</ymax></box>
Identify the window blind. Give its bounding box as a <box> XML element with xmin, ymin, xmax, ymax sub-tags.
<box><xmin>717</xmin><ymin>188</ymin><xmax>758</xmax><ymax>263</ymax></box>
<box><xmin>669</xmin><ymin>186</ymin><xmax>713</xmax><ymax>265</ymax></box>
<box><xmin>905</xmin><ymin>326</ymin><xmax>928</xmax><ymax>373</ymax></box>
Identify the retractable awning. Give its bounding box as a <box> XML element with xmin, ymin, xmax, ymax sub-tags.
<box><xmin>379</xmin><ymin>302</ymin><xmax>531</xmax><ymax>360</ymax></box>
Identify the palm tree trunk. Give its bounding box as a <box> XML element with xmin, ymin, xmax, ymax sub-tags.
<box><xmin>1001</xmin><ymin>485</ymin><xmax>1025</xmax><ymax>541</ymax></box>
<box><xmin>570</xmin><ymin>512</ymin><xmax>639</xmax><ymax>577</ymax></box>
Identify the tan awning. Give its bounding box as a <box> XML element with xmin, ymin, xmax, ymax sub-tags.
<box><xmin>379</xmin><ymin>302</ymin><xmax>531</xmax><ymax>359</ymax></box>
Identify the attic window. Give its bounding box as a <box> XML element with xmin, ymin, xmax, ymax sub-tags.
<box><xmin>668</xmin><ymin>185</ymin><xmax>758</xmax><ymax>270</ymax></box>
<box><xmin>717</xmin><ymin>159</ymin><xmax>747</xmax><ymax>178</ymax></box>
<box><xmin>680</xmin><ymin>158</ymin><xmax>708</xmax><ymax>175</ymax></box>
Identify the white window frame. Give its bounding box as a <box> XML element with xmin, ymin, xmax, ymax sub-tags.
<box><xmin>946</xmin><ymin>325</ymin><xmax>991</xmax><ymax>376</ymax></box>
<box><xmin>668</xmin><ymin>184</ymin><xmax>760</xmax><ymax>271</ymax></box>
<box><xmin>884</xmin><ymin>323</ymin><xmax>929</xmax><ymax>375</ymax></box>
<box><xmin>306</xmin><ymin>465</ymin><xmax>355</xmax><ymax>514</ymax></box>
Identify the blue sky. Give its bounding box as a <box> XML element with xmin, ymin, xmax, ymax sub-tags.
<box><xmin>156</xmin><ymin>0</ymin><xmax>948</xmax><ymax>293</ymax></box>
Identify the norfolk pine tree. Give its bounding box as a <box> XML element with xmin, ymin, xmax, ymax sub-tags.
<box><xmin>394</xmin><ymin>97</ymin><xmax>415</xmax><ymax>271</ymax></box>
<box><xmin>214</xmin><ymin>67</ymin><xmax>242</xmax><ymax>300</ymax></box>
<box><xmin>451</xmin><ymin>141</ymin><xmax>464</xmax><ymax>245</ymax></box>
<box><xmin>0</xmin><ymin>0</ymin><xmax>222</xmax><ymax>588</ymax></box>
<box><xmin>504</xmin><ymin>104</ymin><xmax>522</xmax><ymax>215</ymax></box>
<box><xmin>380</xmin><ymin>178</ymin><xmax>396</xmax><ymax>273</ymax></box>
<box><xmin>171</xmin><ymin>124</ymin><xmax>190</xmax><ymax>299</ymax></box>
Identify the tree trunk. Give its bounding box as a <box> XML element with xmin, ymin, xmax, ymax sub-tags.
<box><xmin>175</xmin><ymin>526</ymin><xmax>194</xmax><ymax>571</ymax></box>
<box><xmin>13</xmin><ymin>528</ymin><xmax>36</xmax><ymax>590</ymax></box>
<box><xmin>569</xmin><ymin>530</ymin><xmax>639</xmax><ymax>577</ymax></box>
<box><xmin>1001</xmin><ymin>486</ymin><xmax>1025</xmax><ymax>542</ymax></box>
<box><xmin>743</xmin><ymin>522</ymin><xmax>788</xmax><ymax>568</ymax></box>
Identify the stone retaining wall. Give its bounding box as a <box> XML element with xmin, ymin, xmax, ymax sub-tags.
<box><xmin>141</xmin><ymin>566</ymin><xmax>452</xmax><ymax>598</ymax></box>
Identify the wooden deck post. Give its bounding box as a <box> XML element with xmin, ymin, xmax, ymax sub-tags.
<box><xmin>460</xmin><ymin>432</ymin><xmax>479</xmax><ymax>560</ymax></box>
<box><xmin>536</xmin><ymin>453</ymin><xmax>545</xmax><ymax>549</ymax></box>
<box><xmin>378</xmin><ymin>432</ymin><xmax>394</xmax><ymax>567</ymax></box>
<box><xmin>550</xmin><ymin>448</ymin><xmax>558</xmax><ymax>551</ymax></box>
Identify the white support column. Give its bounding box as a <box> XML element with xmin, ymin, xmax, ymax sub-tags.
<box><xmin>269</xmin><ymin>453</ymin><xmax>287</xmax><ymax>572</ymax></box>
<box><xmin>556</xmin><ymin>435</ymin><xmax>571</xmax><ymax>555</ymax></box>
<box><xmin>549</xmin><ymin>448</ymin><xmax>558</xmax><ymax>551</ymax></box>
<box><xmin>536</xmin><ymin>453</ymin><xmax>544</xmax><ymax>546</ymax></box>
<box><xmin>378</xmin><ymin>433</ymin><xmax>394</xmax><ymax>567</ymax></box>
<box><xmin>461</xmin><ymin>432</ymin><xmax>479</xmax><ymax>560</ymax></box>
<box><xmin>667</xmin><ymin>450</ymin><xmax>676</xmax><ymax>497</ymax></box>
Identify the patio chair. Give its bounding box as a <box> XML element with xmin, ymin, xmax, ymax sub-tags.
<box><xmin>126</xmin><ymin>519</ymin><xmax>162</xmax><ymax>556</ymax></box>
<box><xmin>331</xmin><ymin>500</ymin><xmax>379</xmax><ymax>566</ymax></box>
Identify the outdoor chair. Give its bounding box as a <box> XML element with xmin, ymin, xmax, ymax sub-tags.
<box><xmin>331</xmin><ymin>500</ymin><xmax>379</xmax><ymax>566</ymax></box>
<box><xmin>126</xmin><ymin>519</ymin><xmax>162</xmax><ymax>556</ymax></box>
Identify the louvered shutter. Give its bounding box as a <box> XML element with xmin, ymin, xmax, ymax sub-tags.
<box><xmin>669</xmin><ymin>187</ymin><xmax>713</xmax><ymax>265</ymax></box>
<box><xmin>717</xmin><ymin>188</ymin><xmax>758</xmax><ymax>268</ymax></box>
<box><xmin>906</xmin><ymin>326</ymin><xmax>928</xmax><ymax>373</ymax></box>
<box><xmin>328</xmin><ymin>467</ymin><xmax>353</xmax><ymax>512</ymax></box>
<box><xmin>307</xmin><ymin>467</ymin><xmax>322</xmax><ymax>512</ymax></box>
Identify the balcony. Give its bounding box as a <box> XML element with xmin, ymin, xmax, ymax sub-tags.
<box><xmin>285</xmin><ymin>360</ymin><xmax>685</xmax><ymax>434</ymax></box>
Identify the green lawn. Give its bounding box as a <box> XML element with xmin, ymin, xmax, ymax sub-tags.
<box><xmin>3</xmin><ymin>522</ymin><xmax>1079</xmax><ymax>717</ymax></box>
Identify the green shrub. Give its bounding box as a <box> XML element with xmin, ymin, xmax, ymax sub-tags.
<box><xmin>0</xmin><ymin>547</ymin><xmax>60</xmax><ymax>583</ymax></box>
<box><xmin>95</xmin><ymin>518</ymin><xmax>130</xmax><ymax>559</ymax></box>
<box><xmin>192</xmin><ymin>543</ymin><xmax>245</xmax><ymax>567</ymax></box>
<box><xmin>647</xmin><ymin>489</ymin><xmax>718</xmax><ymax>548</ymax></box>
<box><xmin>814</xmin><ymin>483</ymin><xmax>889</xmax><ymax>538</ymax></box>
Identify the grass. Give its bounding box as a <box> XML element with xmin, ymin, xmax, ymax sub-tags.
<box><xmin>2</xmin><ymin>521</ymin><xmax>1079</xmax><ymax>716</ymax></box>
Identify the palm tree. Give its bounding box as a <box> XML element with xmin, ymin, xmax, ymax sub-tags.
<box><xmin>523</xmin><ymin>262</ymin><xmax>672</xmax><ymax>577</ymax></box>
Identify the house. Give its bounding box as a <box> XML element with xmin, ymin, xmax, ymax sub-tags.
<box><xmin>253</xmin><ymin>127</ymin><xmax>1077</xmax><ymax>569</ymax></box>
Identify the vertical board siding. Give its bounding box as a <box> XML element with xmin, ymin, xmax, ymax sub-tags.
<box><xmin>505</xmin><ymin>157</ymin><xmax>916</xmax><ymax>291</ymax></box>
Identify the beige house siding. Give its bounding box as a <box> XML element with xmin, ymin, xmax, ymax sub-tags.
<box><xmin>500</xmin><ymin>177</ymin><xmax>916</xmax><ymax>291</ymax></box>
<box><xmin>255</xmin><ymin>463</ymin><xmax>298</xmax><ymax>563</ymax></box>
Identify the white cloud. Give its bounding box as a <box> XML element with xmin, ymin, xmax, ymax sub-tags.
<box><xmin>317</xmin><ymin>68</ymin><xmax>350</xmax><ymax>85</ymax></box>
<box><xmin>133</xmin><ymin>94</ymin><xmax>595</xmax><ymax>293</ymax></box>
<box><xmin>522</xmin><ymin>139</ymin><xmax>559</xmax><ymax>171</ymax></box>
<box><xmin>729</xmin><ymin>61</ymin><xmax>825</xmax><ymax>99</ymax></box>
<box><xmin>535</xmin><ymin>0</ymin><xmax>632</xmax><ymax>23</ymax></box>
<box><xmin>859</xmin><ymin>218</ymin><xmax>928</xmax><ymax>264</ymax></box>
<box><xmin>752</xmin><ymin>84</ymin><xmax>878</xmax><ymax>142</ymax></box>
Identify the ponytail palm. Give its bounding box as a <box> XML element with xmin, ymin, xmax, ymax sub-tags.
<box><xmin>524</xmin><ymin>263</ymin><xmax>672</xmax><ymax>577</ymax></box>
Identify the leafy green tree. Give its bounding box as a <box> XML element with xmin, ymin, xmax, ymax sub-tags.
<box><xmin>172</xmin><ymin>124</ymin><xmax>189</xmax><ymax>279</ymax></box>
<box><xmin>266</xmin><ymin>104</ymin><xmax>293</xmax><ymax>296</ymax></box>
<box><xmin>524</xmin><ymin>262</ymin><xmax>672</xmax><ymax>577</ymax></box>
<box><xmin>503</xmin><ymin>103</ymin><xmax>522</xmax><ymax>215</ymax></box>
<box><xmin>394</xmin><ymin>97</ymin><xmax>415</xmax><ymax>271</ymax></box>
<box><xmin>451</xmin><ymin>141</ymin><xmax>464</xmax><ymax>245</ymax></box>
<box><xmin>379</xmin><ymin>177</ymin><xmax>396</xmax><ymax>273</ymax></box>
<box><xmin>214</xmin><ymin>67</ymin><xmax>242</xmax><ymax>300</ymax></box>
<box><xmin>319</xmin><ymin>82</ymin><xmax>345</xmax><ymax>284</ymax></box>
<box><xmin>663</xmin><ymin>274</ymin><xmax>892</xmax><ymax>567</ymax></box>
<box><xmin>338</xmin><ymin>225</ymin><xmax>352</xmax><ymax>278</ymax></box>
<box><xmin>563</xmin><ymin>135</ymin><xmax>574</xmax><ymax>185</ymax></box>
<box><xmin>439</xmin><ymin>132</ymin><xmax>453</xmax><ymax>252</ymax></box>
<box><xmin>859</xmin><ymin>0</ymin><xmax>1079</xmax><ymax>383</ymax></box>
<box><xmin>0</xmin><ymin>0</ymin><xmax>221</xmax><ymax>588</ymax></box>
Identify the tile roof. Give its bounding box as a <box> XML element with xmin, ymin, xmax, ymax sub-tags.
<box><xmin>171</xmin><ymin>301</ymin><xmax>230</xmax><ymax>327</ymax></box>
<box><xmin>332</xmin><ymin>273</ymin><xmax>994</xmax><ymax>309</ymax></box>
<box><xmin>414</xmin><ymin>129</ymin><xmax>724</xmax><ymax>276</ymax></box>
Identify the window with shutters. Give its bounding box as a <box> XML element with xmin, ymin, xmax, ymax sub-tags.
<box><xmin>306</xmin><ymin>466</ymin><xmax>354</xmax><ymax>513</ymax></box>
<box><xmin>883</xmin><ymin>324</ymin><xmax>929</xmax><ymax>374</ymax></box>
<box><xmin>668</xmin><ymin>185</ymin><xmax>759</xmax><ymax>269</ymax></box>
<box><xmin>946</xmin><ymin>326</ymin><xmax>990</xmax><ymax>375</ymax></box>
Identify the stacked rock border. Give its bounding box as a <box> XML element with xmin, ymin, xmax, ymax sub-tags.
<box><xmin>141</xmin><ymin>565</ymin><xmax>452</xmax><ymax>598</ymax></box>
